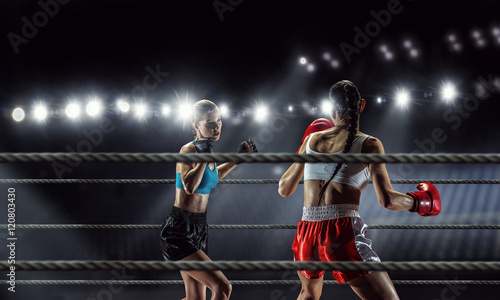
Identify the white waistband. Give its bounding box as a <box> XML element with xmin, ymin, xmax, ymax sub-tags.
<box><xmin>301</xmin><ymin>204</ymin><xmax>360</xmax><ymax>221</ymax></box>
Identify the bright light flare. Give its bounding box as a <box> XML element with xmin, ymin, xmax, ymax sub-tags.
<box><xmin>33</xmin><ymin>104</ymin><xmax>48</xmax><ymax>121</ymax></box>
<box><xmin>441</xmin><ymin>82</ymin><xmax>457</xmax><ymax>102</ymax></box>
<box><xmin>117</xmin><ymin>99</ymin><xmax>130</xmax><ymax>113</ymax></box>
<box><xmin>254</xmin><ymin>104</ymin><xmax>269</xmax><ymax>123</ymax></box>
<box><xmin>65</xmin><ymin>103</ymin><xmax>80</xmax><ymax>119</ymax></box>
<box><xmin>299</xmin><ymin>57</ymin><xmax>307</xmax><ymax>64</ymax></box>
<box><xmin>178</xmin><ymin>102</ymin><xmax>193</xmax><ymax>121</ymax></box>
<box><xmin>377</xmin><ymin>97</ymin><xmax>382</xmax><ymax>104</ymax></box>
<box><xmin>86</xmin><ymin>100</ymin><xmax>102</xmax><ymax>117</ymax></box>
<box><xmin>396</xmin><ymin>89</ymin><xmax>410</xmax><ymax>108</ymax></box>
<box><xmin>134</xmin><ymin>102</ymin><xmax>148</xmax><ymax>119</ymax></box>
<box><xmin>161</xmin><ymin>104</ymin><xmax>171</xmax><ymax>116</ymax></box>
<box><xmin>12</xmin><ymin>107</ymin><xmax>25</xmax><ymax>122</ymax></box>
<box><xmin>320</xmin><ymin>100</ymin><xmax>333</xmax><ymax>115</ymax></box>
<box><xmin>219</xmin><ymin>104</ymin><xmax>229</xmax><ymax>117</ymax></box>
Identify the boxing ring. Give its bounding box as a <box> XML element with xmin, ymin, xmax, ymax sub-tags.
<box><xmin>1</xmin><ymin>152</ymin><xmax>500</xmax><ymax>296</ymax></box>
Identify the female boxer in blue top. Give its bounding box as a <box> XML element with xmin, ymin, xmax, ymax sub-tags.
<box><xmin>159</xmin><ymin>99</ymin><xmax>257</xmax><ymax>300</ymax></box>
<box><xmin>279</xmin><ymin>80</ymin><xmax>441</xmax><ymax>300</ymax></box>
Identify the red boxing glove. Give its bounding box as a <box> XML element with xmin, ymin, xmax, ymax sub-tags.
<box><xmin>296</xmin><ymin>118</ymin><xmax>334</xmax><ymax>153</ymax></box>
<box><xmin>407</xmin><ymin>182</ymin><xmax>441</xmax><ymax>217</ymax></box>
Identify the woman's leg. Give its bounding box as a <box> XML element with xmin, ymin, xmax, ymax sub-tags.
<box><xmin>296</xmin><ymin>271</ymin><xmax>324</xmax><ymax>300</ymax></box>
<box><xmin>348</xmin><ymin>271</ymin><xmax>399</xmax><ymax>300</ymax></box>
<box><xmin>180</xmin><ymin>270</ymin><xmax>207</xmax><ymax>300</ymax></box>
<box><xmin>180</xmin><ymin>250</ymin><xmax>232</xmax><ymax>300</ymax></box>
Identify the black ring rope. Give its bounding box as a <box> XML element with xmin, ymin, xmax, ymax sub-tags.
<box><xmin>1</xmin><ymin>179</ymin><xmax>498</xmax><ymax>184</ymax></box>
<box><xmin>2</xmin><ymin>261</ymin><xmax>500</xmax><ymax>272</ymax></box>
<box><xmin>2</xmin><ymin>279</ymin><xmax>499</xmax><ymax>286</ymax></box>
<box><xmin>0</xmin><ymin>224</ymin><xmax>500</xmax><ymax>230</ymax></box>
<box><xmin>0</xmin><ymin>152</ymin><xmax>499</xmax><ymax>164</ymax></box>
<box><xmin>0</xmin><ymin>224</ymin><xmax>499</xmax><ymax>230</ymax></box>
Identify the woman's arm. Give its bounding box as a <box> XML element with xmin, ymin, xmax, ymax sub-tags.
<box><xmin>278</xmin><ymin>163</ymin><xmax>304</xmax><ymax>197</ymax></box>
<box><xmin>217</xmin><ymin>140</ymin><xmax>258</xmax><ymax>180</ymax></box>
<box><xmin>278</xmin><ymin>141</ymin><xmax>306</xmax><ymax>197</ymax></box>
<box><xmin>364</xmin><ymin>137</ymin><xmax>414</xmax><ymax>210</ymax></box>
<box><xmin>179</xmin><ymin>144</ymin><xmax>207</xmax><ymax>195</ymax></box>
<box><xmin>217</xmin><ymin>162</ymin><xmax>238</xmax><ymax>180</ymax></box>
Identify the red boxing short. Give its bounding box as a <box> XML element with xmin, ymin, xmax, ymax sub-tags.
<box><xmin>291</xmin><ymin>204</ymin><xmax>381</xmax><ymax>283</ymax></box>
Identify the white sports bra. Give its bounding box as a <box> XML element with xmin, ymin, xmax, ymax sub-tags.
<box><xmin>304</xmin><ymin>132</ymin><xmax>371</xmax><ymax>190</ymax></box>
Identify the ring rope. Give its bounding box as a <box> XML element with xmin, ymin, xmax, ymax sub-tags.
<box><xmin>3</xmin><ymin>280</ymin><xmax>500</xmax><ymax>286</ymax></box>
<box><xmin>1</xmin><ymin>179</ymin><xmax>499</xmax><ymax>184</ymax></box>
<box><xmin>0</xmin><ymin>152</ymin><xmax>499</xmax><ymax>164</ymax></box>
<box><xmin>1</xmin><ymin>224</ymin><xmax>498</xmax><ymax>230</ymax></box>
<box><xmin>2</xmin><ymin>261</ymin><xmax>500</xmax><ymax>272</ymax></box>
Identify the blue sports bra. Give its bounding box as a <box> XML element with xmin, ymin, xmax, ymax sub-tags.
<box><xmin>175</xmin><ymin>163</ymin><xmax>218</xmax><ymax>194</ymax></box>
<box><xmin>175</xmin><ymin>141</ymin><xmax>219</xmax><ymax>194</ymax></box>
<box><xmin>303</xmin><ymin>133</ymin><xmax>370</xmax><ymax>190</ymax></box>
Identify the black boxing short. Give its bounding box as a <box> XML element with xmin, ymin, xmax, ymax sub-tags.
<box><xmin>159</xmin><ymin>206</ymin><xmax>208</xmax><ymax>261</ymax></box>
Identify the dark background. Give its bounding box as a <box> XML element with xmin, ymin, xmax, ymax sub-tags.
<box><xmin>0</xmin><ymin>0</ymin><xmax>499</xmax><ymax>299</ymax></box>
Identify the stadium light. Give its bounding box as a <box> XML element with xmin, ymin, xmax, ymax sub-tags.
<box><xmin>321</xmin><ymin>100</ymin><xmax>333</xmax><ymax>115</ymax></box>
<box><xmin>65</xmin><ymin>103</ymin><xmax>80</xmax><ymax>119</ymax></box>
<box><xmin>134</xmin><ymin>102</ymin><xmax>148</xmax><ymax>119</ymax></box>
<box><xmin>254</xmin><ymin>103</ymin><xmax>269</xmax><ymax>123</ymax></box>
<box><xmin>219</xmin><ymin>104</ymin><xmax>229</xmax><ymax>117</ymax></box>
<box><xmin>396</xmin><ymin>89</ymin><xmax>410</xmax><ymax>108</ymax></box>
<box><xmin>12</xmin><ymin>107</ymin><xmax>25</xmax><ymax>122</ymax></box>
<box><xmin>117</xmin><ymin>99</ymin><xmax>130</xmax><ymax>113</ymax></box>
<box><xmin>178</xmin><ymin>101</ymin><xmax>193</xmax><ymax>121</ymax></box>
<box><xmin>161</xmin><ymin>104</ymin><xmax>171</xmax><ymax>116</ymax></box>
<box><xmin>33</xmin><ymin>104</ymin><xmax>48</xmax><ymax>121</ymax></box>
<box><xmin>441</xmin><ymin>82</ymin><xmax>457</xmax><ymax>102</ymax></box>
<box><xmin>86</xmin><ymin>99</ymin><xmax>102</xmax><ymax>117</ymax></box>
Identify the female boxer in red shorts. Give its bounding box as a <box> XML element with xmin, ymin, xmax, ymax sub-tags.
<box><xmin>279</xmin><ymin>80</ymin><xmax>441</xmax><ymax>300</ymax></box>
<box><xmin>159</xmin><ymin>99</ymin><xmax>257</xmax><ymax>300</ymax></box>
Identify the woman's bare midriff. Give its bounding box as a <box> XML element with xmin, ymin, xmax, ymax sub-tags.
<box><xmin>174</xmin><ymin>189</ymin><xmax>210</xmax><ymax>212</ymax></box>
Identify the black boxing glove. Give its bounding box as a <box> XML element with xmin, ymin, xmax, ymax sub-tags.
<box><xmin>238</xmin><ymin>140</ymin><xmax>258</xmax><ymax>153</ymax></box>
<box><xmin>193</xmin><ymin>137</ymin><xmax>214</xmax><ymax>153</ymax></box>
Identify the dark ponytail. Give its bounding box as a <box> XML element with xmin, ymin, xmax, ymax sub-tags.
<box><xmin>317</xmin><ymin>80</ymin><xmax>362</xmax><ymax>205</ymax></box>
